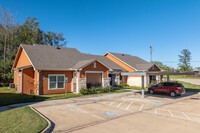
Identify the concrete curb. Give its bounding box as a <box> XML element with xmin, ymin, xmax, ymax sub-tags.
<box><xmin>29</xmin><ymin>106</ymin><xmax>54</xmax><ymax>133</ymax></box>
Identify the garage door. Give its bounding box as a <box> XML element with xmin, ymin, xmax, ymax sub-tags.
<box><xmin>86</xmin><ymin>73</ymin><xmax>102</xmax><ymax>83</ymax></box>
<box><xmin>86</xmin><ymin>73</ymin><xmax>102</xmax><ymax>88</ymax></box>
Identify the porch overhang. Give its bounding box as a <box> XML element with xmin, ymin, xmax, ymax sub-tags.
<box><xmin>121</xmin><ymin>71</ymin><xmax>196</xmax><ymax>76</ymax></box>
<box><xmin>14</xmin><ymin>65</ymin><xmax>33</xmax><ymax>71</ymax></box>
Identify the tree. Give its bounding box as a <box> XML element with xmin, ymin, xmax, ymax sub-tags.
<box><xmin>17</xmin><ymin>17</ymin><xmax>43</xmax><ymax>45</ymax></box>
<box><xmin>42</xmin><ymin>31</ymin><xmax>67</xmax><ymax>47</ymax></box>
<box><xmin>0</xmin><ymin>7</ymin><xmax>19</xmax><ymax>80</ymax></box>
<box><xmin>153</xmin><ymin>61</ymin><xmax>173</xmax><ymax>72</ymax></box>
<box><xmin>178</xmin><ymin>49</ymin><xmax>192</xmax><ymax>72</ymax></box>
<box><xmin>0</xmin><ymin>7</ymin><xmax>67</xmax><ymax>86</ymax></box>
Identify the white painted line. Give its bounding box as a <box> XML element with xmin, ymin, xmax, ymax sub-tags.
<box><xmin>91</xmin><ymin>114</ymin><xmax>105</xmax><ymax>120</ymax></box>
<box><xmin>168</xmin><ymin>110</ymin><xmax>174</xmax><ymax>117</ymax></box>
<box><xmin>139</xmin><ymin>104</ymin><xmax>144</xmax><ymax>111</ymax></box>
<box><xmin>125</xmin><ymin>101</ymin><xmax>134</xmax><ymax>110</ymax></box>
<box><xmin>117</xmin><ymin>100</ymin><xmax>126</xmax><ymax>108</ymax></box>
<box><xmin>67</xmin><ymin>104</ymin><xmax>105</xmax><ymax>120</ymax></box>
<box><xmin>109</xmin><ymin>102</ymin><xmax>115</xmax><ymax>105</ymax></box>
<box><xmin>182</xmin><ymin>112</ymin><xmax>191</xmax><ymax>120</ymax></box>
<box><xmin>155</xmin><ymin>108</ymin><xmax>157</xmax><ymax>114</ymax></box>
<box><xmin>157</xmin><ymin>108</ymin><xmax>200</xmax><ymax>117</ymax></box>
<box><xmin>143</xmin><ymin>111</ymin><xmax>200</xmax><ymax>123</ymax></box>
<box><xmin>103</xmin><ymin>101</ymin><xmax>107</xmax><ymax>104</ymax></box>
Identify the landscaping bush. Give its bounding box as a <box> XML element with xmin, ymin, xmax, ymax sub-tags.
<box><xmin>80</xmin><ymin>86</ymin><xmax>115</xmax><ymax>95</ymax></box>
<box><xmin>119</xmin><ymin>83</ymin><xmax>129</xmax><ymax>88</ymax></box>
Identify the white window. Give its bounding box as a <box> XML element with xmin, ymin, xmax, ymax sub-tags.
<box><xmin>49</xmin><ymin>75</ymin><xmax>65</xmax><ymax>90</ymax></box>
<box><xmin>94</xmin><ymin>62</ymin><xmax>96</xmax><ymax>68</ymax></box>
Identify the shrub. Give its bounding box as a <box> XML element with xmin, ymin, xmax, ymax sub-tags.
<box><xmin>80</xmin><ymin>88</ymin><xmax>88</xmax><ymax>95</ymax></box>
<box><xmin>119</xmin><ymin>83</ymin><xmax>129</xmax><ymax>88</ymax></box>
<box><xmin>80</xmin><ymin>86</ymin><xmax>115</xmax><ymax>95</ymax></box>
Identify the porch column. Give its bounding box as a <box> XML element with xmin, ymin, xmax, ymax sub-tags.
<box><xmin>141</xmin><ymin>75</ymin><xmax>145</xmax><ymax>98</ymax></box>
<box><xmin>167</xmin><ymin>75</ymin><xmax>170</xmax><ymax>82</ymax></box>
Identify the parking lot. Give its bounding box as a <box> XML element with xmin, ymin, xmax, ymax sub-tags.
<box><xmin>32</xmin><ymin>92</ymin><xmax>200</xmax><ymax>133</ymax></box>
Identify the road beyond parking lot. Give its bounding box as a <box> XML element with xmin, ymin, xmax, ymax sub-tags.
<box><xmin>174</xmin><ymin>79</ymin><xmax>200</xmax><ymax>85</ymax></box>
<box><xmin>31</xmin><ymin>92</ymin><xmax>200</xmax><ymax>133</ymax></box>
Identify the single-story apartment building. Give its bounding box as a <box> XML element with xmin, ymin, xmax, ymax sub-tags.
<box><xmin>105</xmin><ymin>52</ymin><xmax>162</xmax><ymax>87</ymax></box>
<box><xmin>12</xmin><ymin>44</ymin><xmax>162</xmax><ymax>95</ymax></box>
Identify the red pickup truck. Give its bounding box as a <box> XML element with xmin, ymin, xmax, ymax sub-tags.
<box><xmin>148</xmin><ymin>82</ymin><xmax>185</xmax><ymax>97</ymax></box>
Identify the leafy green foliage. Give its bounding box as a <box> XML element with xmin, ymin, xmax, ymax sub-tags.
<box><xmin>80</xmin><ymin>86</ymin><xmax>114</xmax><ymax>95</ymax></box>
<box><xmin>152</xmin><ymin>61</ymin><xmax>175</xmax><ymax>72</ymax></box>
<box><xmin>0</xmin><ymin>8</ymin><xmax>67</xmax><ymax>86</ymax></box>
<box><xmin>178</xmin><ymin>49</ymin><xmax>192</xmax><ymax>72</ymax></box>
<box><xmin>119</xmin><ymin>83</ymin><xmax>129</xmax><ymax>88</ymax></box>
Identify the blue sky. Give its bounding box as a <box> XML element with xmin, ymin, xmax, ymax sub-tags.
<box><xmin>1</xmin><ymin>0</ymin><xmax>200</xmax><ymax>68</ymax></box>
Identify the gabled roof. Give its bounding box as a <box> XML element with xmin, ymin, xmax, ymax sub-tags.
<box><xmin>21</xmin><ymin>44</ymin><xmax>83</xmax><ymax>70</ymax></box>
<box><xmin>72</xmin><ymin>59</ymin><xmax>97</xmax><ymax>70</ymax></box>
<box><xmin>17</xmin><ymin>44</ymin><xmax>126</xmax><ymax>71</ymax></box>
<box><xmin>106</xmin><ymin>52</ymin><xmax>161</xmax><ymax>71</ymax></box>
<box><xmin>81</xmin><ymin>54</ymin><xmax>127</xmax><ymax>71</ymax></box>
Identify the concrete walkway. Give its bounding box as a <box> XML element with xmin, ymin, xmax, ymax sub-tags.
<box><xmin>175</xmin><ymin>79</ymin><xmax>200</xmax><ymax>85</ymax></box>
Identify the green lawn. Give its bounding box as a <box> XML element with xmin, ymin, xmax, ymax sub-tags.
<box><xmin>0</xmin><ymin>106</ymin><xmax>48</xmax><ymax>133</ymax></box>
<box><xmin>173</xmin><ymin>80</ymin><xmax>200</xmax><ymax>92</ymax></box>
<box><xmin>163</xmin><ymin>75</ymin><xmax>200</xmax><ymax>79</ymax></box>
<box><xmin>123</xmin><ymin>86</ymin><xmax>148</xmax><ymax>90</ymax></box>
<box><xmin>0</xmin><ymin>87</ymin><xmax>130</xmax><ymax>107</ymax></box>
<box><xmin>123</xmin><ymin>81</ymin><xmax>200</xmax><ymax>93</ymax></box>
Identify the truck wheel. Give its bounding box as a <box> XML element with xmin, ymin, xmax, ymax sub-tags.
<box><xmin>170</xmin><ymin>91</ymin><xmax>177</xmax><ymax>97</ymax></box>
<box><xmin>149</xmin><ymin>89</ymin><xmax>154</xmax><ymax>94</ymax></box>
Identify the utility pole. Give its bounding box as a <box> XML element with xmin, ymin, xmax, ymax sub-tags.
<box><xmin>150</xmin><ymin>45</ymin><xmax>152</xmax><ymax>62</ymax></box>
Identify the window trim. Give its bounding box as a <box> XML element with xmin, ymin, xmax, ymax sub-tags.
<box><xmin>48</xmin><ymin>74</ymin><xmax>65</xmax><ymax>90</ymax></box>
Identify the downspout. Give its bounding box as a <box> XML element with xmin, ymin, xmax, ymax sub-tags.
<box><xmin>21</xmin><ymin>69</ymin><xmax>23</xmax><ymax>95</ymax></box>
<box><xmin>71</xmin><ymin>71</ymin><xmax>74</xmax><ymax>92</ymax></box>
<box><xmin>37</xmin><ymin>70</ymin><xmax>40</xmax><ymax>95</ymax></box>
<box><xmin>76</xmin><ymin>70</ymin><xmax>79</xmax><ymax>93</ymax></box>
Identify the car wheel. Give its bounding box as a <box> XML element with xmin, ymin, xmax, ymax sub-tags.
<box><xmin>149</xmin><ymin>89</ymin><xmax>154</xmax><ymax>94</ymax></box>
<box><xmin>170</xmin><ymin>91</ymin><xmax>177</xmax><ymax>97</ymax></box>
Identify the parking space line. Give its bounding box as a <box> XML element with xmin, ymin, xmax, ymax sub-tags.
<box><xmin>139</xmin><ymin>104</ymin><xmax>144</xmax><ymax>111</ymax></box>
<box><xmin>182</xmin><ymin>112</ymin><xmax>191</xmax><ymax>120</ymax></box>
<box><xmin>156</xmin><ymin>108</ymin><xmax>200</xmax><ymax>117</ymax></box>
<box><xmin>103</xmin><ymin>101</ymin><xmax>107</xmax><ymax>104</ymax></box>
<box><xmin>168</xmin><ymin>110</ymin><xmax>174</xmax><ymax>117</ymax></box>
<box><xmin>91</xmin><ymin>114</ymin><xmax>105</xmax><ymax>120</ymax></box>
<box><xmin>117</xmin><ymin>100</ymin><xmax>126</xmax><ymax>108</ymax></box>
<box><xmin>109</xmin><ymin>102</ymin><xmax>115</xmax><ymax>105</ymax></box>
<box><xmin>67</xmin><ymin>104</ymin><xmax>105</xmax><ymax>120</ymax></box>
<box><xmin>143</xmin><ymin>110</ymin><xmax>200</xmax><ymax>123</ymax></box>
<box><xmin>125</xmin><ymin>101</ymin><xmax>134</xmax><ymax>110</ymax></box>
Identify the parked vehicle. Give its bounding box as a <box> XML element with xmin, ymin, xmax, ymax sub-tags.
<box><xmin>148</xmin><ymin>82</ymin><xmax>185</xmax><ymax>97</ymax></box>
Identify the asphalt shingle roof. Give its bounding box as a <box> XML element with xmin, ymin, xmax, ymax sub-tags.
<box><xmin>21</xmin><ymin>44</ymin><xmax>126</xmax><ymax>71</ymax></box>
<box><xmin>109</xmin><ymin>52</ymin><xmax>155</xmax><ymax>71</ymax></box>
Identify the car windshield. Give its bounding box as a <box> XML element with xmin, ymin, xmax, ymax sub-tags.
<box><xmin>178</xmin><ymin>83</ymin><xmax>184</xmax><ymax>87</ymax></box>
<box><xmin>156</xmin><ymin>83</ymin><xmax>163</xmax><ymax>87</ymax></box>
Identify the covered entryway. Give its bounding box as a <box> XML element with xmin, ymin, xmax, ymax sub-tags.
<box><xmin>86</xmin><ymin>72</ymin><xmax>102</xmax><ymax>88</ymax></box>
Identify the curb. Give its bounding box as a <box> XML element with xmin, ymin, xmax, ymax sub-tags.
<box><xmin>29</xmin><ymin>106</ymin><xmax>54</xmax><ymax>133</ymax></box>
